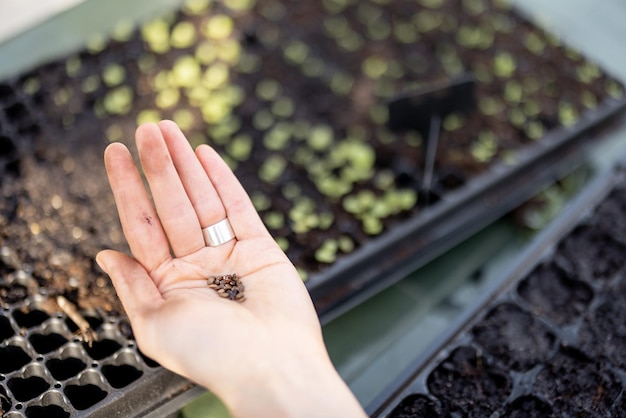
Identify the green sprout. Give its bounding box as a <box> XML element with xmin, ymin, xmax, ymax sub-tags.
<box><xmin>456</xmin><ymin>25</ymin><xmax>494</xmax><ymax>49</ymax></box>
<box><xmin>263</xmin><ymin>123</ymin><xmax>292</xmax><ymax>150</ymax></box>
<box><xmin>322</xmin><ymin>0</ymin><xmax>349</xmax><ymax>14</ymax></box>
<box><xmin>173</xmin><ymin>109</ymin><xmax>196</xmax><ymax>131</ymax></box>
<box><xmin>580</xmin><ymin>91</ymin><xmax>598</xmax><ymax>109</ymax></box>
<box><xmin>362</xmin><ymin>56</ymin><xmax>388</xmax><ymax>79</ymax></box>
<box><xmin>443</xmin><ymin>113</ymin><xmax>465</xmax><ymax>131</ymax></box>
<box><xmin>196</xmin><ymin>42</ymin><xmax>218</xmax><ymax>64</ymax></box>
<box><xmin>282</xmin><ymin>183</ymin><xmax>302</xmax><ymax>200</ymax></box>
<box><xmin>156</xmin><ymin>88</ymin><xmax>181</xmax><ymax>109</ymax></box>
<box><xmin>22</xmin><ymin>77</ymin><xmax>40</xmax><ymax>95</ymax></box>
<box><xmin>102</xmin><ymin>64</ymin><xmax>126</xmax><ymax>87</ymax></box>
<box><xmin>308</xmin><ymin>125</ymin><xmax>334</xmax><ymax>151</ymax></box>
<box><xmin>183</xmin><ymin>0</ymin><xmax>211</xmax><ymax>15</ymax></box>
<box><xmin>141</xmin><ymin>19</ymin><xmax>170</xmax><ymax>54</ymax></box>
<box><xmin>525</xmin><ymin>121</ymin><xmax>544</xmax><ymax>140</ymax></box>
<box><xmin>264</xmin><ymin>211</ymin><xmax>285</xmax><ymax>230</ymax></box>
<box><xmin>315</xmin><ymin>240</ymin><xmax>338</xmax><ymax>264</ymax></box>
<box><xmin>271</xmin><ymin>97</ymin><xmax>295</xmax><ymax>118</ymax></box>
<box><xmin>417</xmin><ymin>0</ymin><xmax>444</xmax><ymax>8</ymax></box>
<box><xmin>523</xmin><ymin>99</ymin><xmax>541</xmax><ymax>117</ymax></box>
<box><xmin>259</xmin><ymin>154</ymin><xmax>287</xmax><ymax>183</ymax></box>
<box><xmin>204</xmin><ymin>15</ymin><xmax>234</xmax><ymax>39</ymax></box>
<box><xmin>508</xmin><ymin>107</ymin><xmax>526</xmax><ymax>128</ymax></box>
<box><xmin>362</xmin><ymin>216</ymin><xmax>383</xmax><ymax>235</ymax></box>
<box><xmin>462</xmin><ymin>0</ymin><xmax>488</xmax><ymax>16</ymax></box>
<box><xmin>301</xmin><ymin>56</ymin><xmax>325</xmax><ymax>78</ymax></box>
<box><xmin>504</xmin><ymin>81</ymin><xmax>523</xmax><ymax>103</ymax></box>
<box><xmin>479</xmin><ymin>96</ymin><xmax>504</xmax><ymax>116</ymax></box>
<box><xmin>338</xmin><ymin>235</ymin><xmax>355</xmax><ymax>253</ymax></box>
<box><xmin>576</xmin><ymin>61</ymin><xmax>601</xmax><ymax>84</ymax></box>
<box><xmin>65</xmin><ymin>56</ymin><xmax>82</xmax><ymax>77</ymax></box>
<box><xmin>283</xmin><ymin>41</ymin><xmax>310</xmax><ymax>65</ymax></box>
<box><xmin>137</xmin><ymin>109</ymin><xmax>162</xmax><ymax>125</ymax></box>
<box><xmin>275</xmin><ymin>237</ymin><xmax>289</xmax><ymax>252</ymax></box>
<box><xmin>223</xmin><ymin>0</ymin><xmax>256</xmax><ymax>11</ymax></box>
<box><xmin>393</xmin><ymin>21</ymin><xmax>418</xmax><ymax>44</ymax></box>
<box><xmin>252</xmin><ymin>109</ymin><xmax>275</xmax><ymax>131</ymax></box>
<box><xmin>202</xmin><ymin>62</ymin><xmax>229</xmax><ymax>89</ymax></box>
<box><xmin>86</xmin><ymin>33</ymin><xmax>107</xmax><ymax>54</ymax></box>
<box><xmin>524</xmin><ymin>32</ymin><xmax>546</xmax><ymax>55</ymax></box>
<box><xmin>471</xmin><ymin>131</ymin><xmax>498</xmax><ymax>163</ymax></box>
<box><xmin>369</xmin><ymin>104</ymin><xmax>389</xmax><ymax>125</ymax></box>
<box><xmin>171</xmin><ymin>21</ymin><xmax>197</xmax><ymax>49</ymax></box>
<box><xmin>606</xmin><ymin>80</ymin><xmax>625</xmax><ymax>99</ymax></box>
<box><xmin>494</xmin><ymin>52</ymin><xmax>516</xmax><ymax>78</ymax></box>
<box><xmin>103</xmin><ymin>86</ymin><xmax>133</xmax><ymax>115</ymax></box>
<box><xmin>315</xmin><ymin>176</ymin><xmax>353</xmax><ymax>199</ymax></box>
<box><xmin>414</xmin><ymin>11</ymin><xmax>442</xmax><ymax>33</ymax></box>
<box><xmin>216</xmin><ymin>39</ymin><xmax>242</xmax><ymax>64</ymax></box>
<box><xmin>111</xmin><ymin>19</ymin><xmax>135</xmax><ymax>42</ymax></box>
<box><xmin>558</xmin><ymin>102</ymin><xmax>579</xmax><ymax>127</ymax></box>
<box><xmin>256</xmin><ymin>79</ymin><xmax>281</xmax><ymax>101</ymax></box>
<box><xmin>172</xmin><ymin>56</ymin><xmax>202</xmax><ymax>88</ymax></box>
<box><xmin>251</xmin><ymin>193</ymin><xmax>271</xmax><ymax>211</ymax></box>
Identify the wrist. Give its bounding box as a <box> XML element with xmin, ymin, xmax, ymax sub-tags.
<box><xmin>215</xmin><ymin>352</ymin><xmax>366</xmax><ymax>418</ymax></box>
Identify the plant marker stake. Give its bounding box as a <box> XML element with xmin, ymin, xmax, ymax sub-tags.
<box><xmin>387</xmin><ymin>74</ymin><xmax>476</xmax><ymax>204</ymax></box>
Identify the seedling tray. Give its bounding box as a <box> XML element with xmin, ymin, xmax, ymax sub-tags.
<box><xmin>369</xmin><ymin>160</ymin><xmax>626</xmax><ymax>417</ymax></box>
<box><xmin>1</xmin><ymin>0</ymin><xmax>626</xmax><ymax>415</ymax></box>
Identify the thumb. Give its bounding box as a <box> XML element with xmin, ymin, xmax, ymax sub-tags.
<box><xmin>96</xmin><ymin>250</ymin><xmax>163</xmax><ymax>323</ymax></box>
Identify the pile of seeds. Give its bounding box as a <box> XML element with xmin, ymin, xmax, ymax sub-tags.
<box><xmin>207</xmin><ymin>274</ymin><xmax>245</xmax><ymax>301</ymax></box>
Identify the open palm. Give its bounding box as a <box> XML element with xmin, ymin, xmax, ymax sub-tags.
<box><xmin>96</xmin><ymin>121</ymin><xmax>331</xmax><ymax>407</ymax></box>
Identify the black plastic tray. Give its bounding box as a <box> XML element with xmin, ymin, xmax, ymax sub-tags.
<box><xmin>311</xmin><ymin>96</ymin><xmax>626</xmax><ymax>322</ymax></box>
<box><xmin>368</xmin><ymin>156</ymin><xmax>626</xmax><ymax>417</ymax></box>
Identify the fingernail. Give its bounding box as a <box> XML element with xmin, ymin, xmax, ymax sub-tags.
<box><xmin>95</xmin><ymin>253</ymin><xmax>108</xmax><ymax>272</ymax></box>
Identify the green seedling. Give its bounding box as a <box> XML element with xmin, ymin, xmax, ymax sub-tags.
<box><xmin>184</xmin><ymin>0</ymin><xmax>211</xmax><ymax>15</ymax></box>
<box><xmin>173</xmin><ymin>109</ymin><xmax>195</xmax><ymax>131</ymax></box>
<box><xmin>264</xmin><ymin>211</ymin><xmax>285</xmax><ymax>230</ymax></box>
<box><xmin>558</xmin><ymin>102</ymin><xmax>578</xmax><ymax>127</ymax></box>
<box><xmin>22</xmin><ymin>77</ymin><xmax>40</xmax><ymax>95</ymax></box>
<box><xmin>259</xmin><ymin>154</ymin><xmax>287</xmax><ymax>183</ymax></box>
<box><xmin>171</xmin><ymin>21</ymin><xmax>197</xmax><ymax>49</ymax></box>
<box><xmin>494</xmin><ymin>52</ymin><xmax>516</xmax><ymax>78</ymax></box>
<box><xmin>263</xmin><ymin>123</ymin><xmax>292</xmax><ymax>151</ymax></box>
<box><xmin>301</xmin><ymin>56</ymin><xmax>325</xmax><ymax>78</ymax></box>
<box><xmin>204</xmin><ymin>14</ymin><xmax>234</xmax><ymax>40</ymax></box>
<box><xmin>315</xmin><ymin>239</ymin><xmax>338</xmax><ymax>264</ymax></box>
<box><xmin>137</xmin><ymin>109</ymin><xmax>162</xmax><ymax>125</ymax></box>
<box><xmin>102</xmin><ymin>64</ymin><xmax>126</xmax><ymax>87</ymax></box>
<box><xmin>251</xmin><ymin>193</ymin><xmax>271</xmax><ymax>211</ymax></box>
<box><xmin>308</xmin><ymin>125</ymin><xmax>334</xmax><ymax>151</ymax></box>
<box><xmin>471</xmin><ymin>131</ymin><xmax>497</xmax><ymax>163</ymax></box>
<box><xmin>103</xmin><ymin>86</ymin><xmax>133</xmax><ymax>115</ymax></box>
<box><xmin>65</xmin><ymin>56</ymin><xmax>82</xmax><ymax>78</ymax></box>
<box><xmin>524</xmin><ymin>32</ymin><xmax>546</xmax><ymax>55</ymax></box>
<box><xmin>362</xmin><ymin>56</ymin><xmax>388</xmax><ymax>79</ymax></box>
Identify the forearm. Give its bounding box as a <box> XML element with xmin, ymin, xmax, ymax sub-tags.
<box><xmin>215</xmin><ymin>355</ymin><xmax>367</xmax><ymax>418</ymax></box>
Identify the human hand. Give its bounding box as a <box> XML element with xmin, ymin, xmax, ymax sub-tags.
<box><xmin>96</xmin><ymin>121</ymin><xmax>365</xmax><ymax>417</ymax></box>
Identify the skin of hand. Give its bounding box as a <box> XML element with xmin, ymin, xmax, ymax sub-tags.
<box><xmin>95</xmin><ymin>121</ymin><xmax>366</xmax><ymax>418</ymax></box>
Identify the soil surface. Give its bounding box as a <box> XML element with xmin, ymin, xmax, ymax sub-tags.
<box><xmin>1</xmin><ymin>0</ymin><xmax>622</xmax><ymax>317</ymax></box>
<box><xmin>387</xmin><ymin>185</ymin><xmax>626</xmax><ymax>417</ymax></box>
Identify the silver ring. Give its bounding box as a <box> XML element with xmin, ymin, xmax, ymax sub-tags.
<box><xmin>202</xmin><ymin>218</ymin><xmax>236</xmax><ymax>247</ymax></box>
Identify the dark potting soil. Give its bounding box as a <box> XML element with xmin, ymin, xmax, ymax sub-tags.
<box><xmin>427</xmin><ymin>345</ymin><xmax>511</xmax><ymax>416</ymax></box>
<box><xmin>385</xmin><ymin>184</ymin><xmax>626</xmax><ymax>417</ymax></box>
<box><xmin>471</xmin><ymin>302</ymin><xmax>555</xmax><ymax>372</ymax></box>
<box><xmin>517</xmin><ymin>262</ymin><xmax>593</xmax><ymax>326</ymax></box>
<box><xmin>0</xmin><ymin>0</ymin><xmax>622</xmax><ymax>319</ymax></box>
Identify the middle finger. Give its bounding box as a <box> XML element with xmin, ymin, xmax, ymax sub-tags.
<box><xmin>136</xmin><ymin>123</ymin><xmax>205</xmax><ymax>256</ymax></box>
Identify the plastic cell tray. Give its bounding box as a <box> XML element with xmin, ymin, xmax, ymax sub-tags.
<box><xmin>369</xmin><ymin>162</ymin><xmax>626</xmax><ymax>417</ymax></box>
<box><xmin>0</xmin><ymin>293</ymin><xmax>196</xmax><ymax>417</ymax></box>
